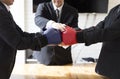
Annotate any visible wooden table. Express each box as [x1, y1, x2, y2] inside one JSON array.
[[10, 63, 107, 79]]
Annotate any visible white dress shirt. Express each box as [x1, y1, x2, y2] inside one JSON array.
[[46, 2, 64, 29]]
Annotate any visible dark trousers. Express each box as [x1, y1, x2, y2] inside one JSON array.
[[49, 46, 72, 65]]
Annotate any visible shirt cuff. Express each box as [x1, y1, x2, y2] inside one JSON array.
[[46, 20, 55, 29]]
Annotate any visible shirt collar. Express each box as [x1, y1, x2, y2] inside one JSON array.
[[52, 2, 64, 11], [2, 2, 10, 11]]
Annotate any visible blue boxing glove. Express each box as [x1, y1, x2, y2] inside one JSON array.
[[43, 28, 62, 44]]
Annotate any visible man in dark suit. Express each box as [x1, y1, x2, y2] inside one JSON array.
[[0, 0, 61, 79], [62, 4, 120, 79], [33, 0, 78, 65]]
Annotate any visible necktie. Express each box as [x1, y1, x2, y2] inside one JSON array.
[[56, 9, 59, 20]]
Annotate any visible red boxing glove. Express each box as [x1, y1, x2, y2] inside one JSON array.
[[62, 26, 77, 45]]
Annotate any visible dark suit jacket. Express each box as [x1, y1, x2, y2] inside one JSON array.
[[34, 1, 78, 65], [35, 1, 78, 30], [77, 4, 120, 79], [0, 2, 47, 79]]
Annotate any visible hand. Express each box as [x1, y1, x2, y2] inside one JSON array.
[[62, 26, 77, 45], [43, 28, 62, 45], [52, 22, 66, 31]]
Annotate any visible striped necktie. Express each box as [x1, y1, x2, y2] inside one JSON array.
[[56, 9, 59, 21]]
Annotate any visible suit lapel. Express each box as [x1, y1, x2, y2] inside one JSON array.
[[0, 2, 13, 19], [105, 5, 120, 28], [0, 2, 8, 12], [8, 11, 14, 19], [114, 5, 120, 21], [59, 3, 67, 23], [49, 2, 58, 22]]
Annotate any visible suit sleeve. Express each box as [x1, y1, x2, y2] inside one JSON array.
[[0, 10, 48, 50], [35, 3, 49, 29], [76, 15, 120, 46]]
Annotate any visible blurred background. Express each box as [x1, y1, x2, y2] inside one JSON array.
[[10, 0, 120, 65]]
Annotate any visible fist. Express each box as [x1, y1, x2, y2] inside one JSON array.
[[43, 28, 62, 44], [62, 26, 77, 45]]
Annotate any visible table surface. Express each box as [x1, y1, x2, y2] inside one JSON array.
[[10, 63, 106, 79]]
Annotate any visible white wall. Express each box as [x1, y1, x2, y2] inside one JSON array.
[[10, 0, 25, 30], [24, 0, 40, 33]]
